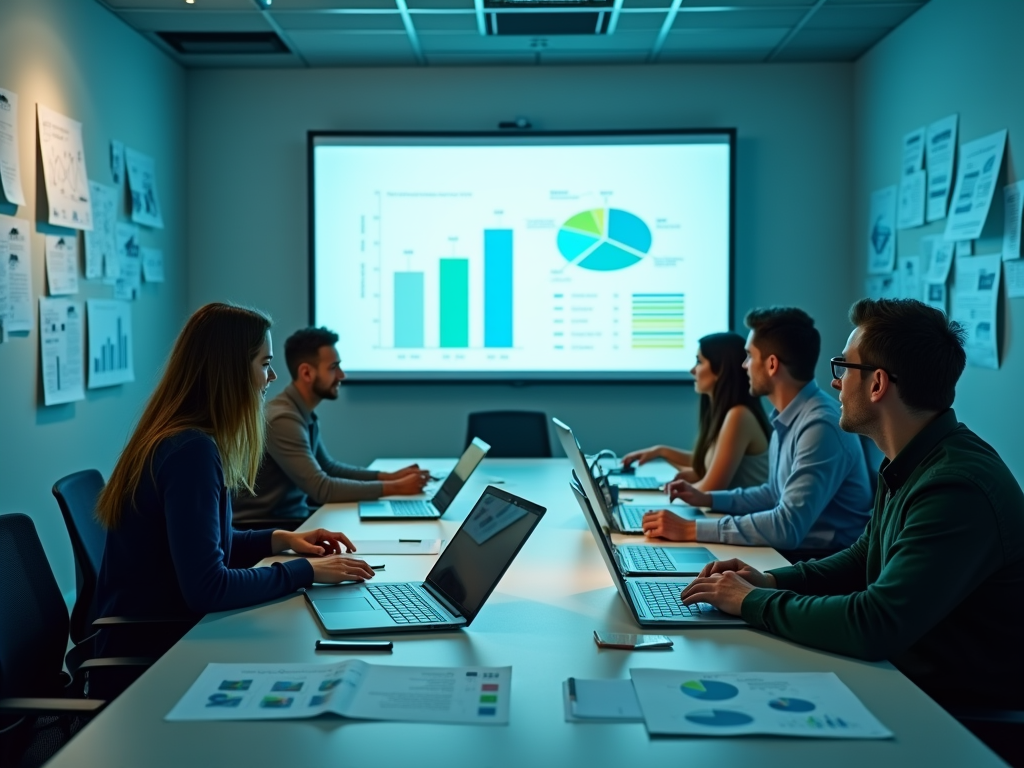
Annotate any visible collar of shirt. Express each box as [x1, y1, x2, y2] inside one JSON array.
[[282, 382, 316, 426], [769, 379, 820, 435], [878, 408, 960, 494]]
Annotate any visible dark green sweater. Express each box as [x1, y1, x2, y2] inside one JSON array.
[[742, 409, 1024, 708]]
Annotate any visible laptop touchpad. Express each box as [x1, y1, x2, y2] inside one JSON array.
[[319, 597, 378, 613]]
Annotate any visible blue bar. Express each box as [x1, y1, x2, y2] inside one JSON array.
[[393, 272, 424, 348], [484, 229, 513, 348]]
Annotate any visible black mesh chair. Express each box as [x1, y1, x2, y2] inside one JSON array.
[[51, 471, 106, 645], [466, 411, 552, 458]]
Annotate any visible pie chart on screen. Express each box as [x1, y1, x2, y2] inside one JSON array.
[[557, 208, 652, 271]]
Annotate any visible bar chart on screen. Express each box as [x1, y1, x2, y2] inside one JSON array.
[[87, 298, 134, 388]]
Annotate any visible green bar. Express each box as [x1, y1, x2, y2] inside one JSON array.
[[439, 258, 469, 348]]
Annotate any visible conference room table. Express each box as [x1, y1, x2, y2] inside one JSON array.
[[47, 458, 1006, 768]]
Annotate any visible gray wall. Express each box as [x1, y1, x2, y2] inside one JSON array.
[[853, 0, 1024, 481], [0, 0, 187, 600], [186, 63, 856, 465]]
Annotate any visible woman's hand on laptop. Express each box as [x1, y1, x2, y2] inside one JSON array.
[[381, 471, 430, 496], [272, 527, 356, 556], [665, 478, 712, 508], [310, 555, 376, 584], [622, 446, 664, 467], [379, 464, 430, 482]]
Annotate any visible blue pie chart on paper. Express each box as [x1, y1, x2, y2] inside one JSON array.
[[557, 208, 652, 271], [680, 679, 739, 701], [768, 697, 816, 713], [685, 709, 754, 727]]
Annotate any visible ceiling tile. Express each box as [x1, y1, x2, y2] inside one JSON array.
[[783, 25, 891, 49], [406, 0, 476, 8], [272, 10, 406, 30], [661, 27, 789, 51], [103, 0, 254, 8], [113, 9, 272, 30], [539, 50, 648, 64], [269, 0, 401, 8], [621, 0, 675, 10], [770, 45, 863, 61], [672, 8, 808, 30], [678, 0, 815, 6], [614, 12, 668, 31], [659, 47, 771, 62], [410, 13, 480, 31], [805, 3, 922, 28], [425, 52, 537, 64]]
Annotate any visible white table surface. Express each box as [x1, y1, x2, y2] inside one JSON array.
[[47, 458, 1006, 768]]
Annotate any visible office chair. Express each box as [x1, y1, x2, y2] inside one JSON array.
[[0, 514, 151, 768], [466, 410, 552, 458]]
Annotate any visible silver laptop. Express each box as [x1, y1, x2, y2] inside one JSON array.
[[359, 438, 490, 519], [608, 473, 665, 491], [306, 486, 545, 635], [570, 482, 745, 628], [552, 417, 702, 535]]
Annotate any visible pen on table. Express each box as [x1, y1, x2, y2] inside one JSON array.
[[567, 676, 577, 702], [399, 538, 422, 543]]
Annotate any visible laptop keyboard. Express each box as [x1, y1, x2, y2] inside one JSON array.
[[618, 506, 653, 530], [620, 545, 676, 572], [636, 580, 713, 618], [613, 476, 663, 490], [388, 500, 436, 517], [366, 583, 447, 624]]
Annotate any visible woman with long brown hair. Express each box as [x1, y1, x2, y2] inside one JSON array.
[[622, 332, 771, 491], [95, 303, 373, 648]]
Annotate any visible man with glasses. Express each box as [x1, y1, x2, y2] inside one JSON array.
[[679, 298, 1024, 712], [644, 306, 873, 557]]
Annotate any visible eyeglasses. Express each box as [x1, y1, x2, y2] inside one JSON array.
[[830, 357, 899, 384]]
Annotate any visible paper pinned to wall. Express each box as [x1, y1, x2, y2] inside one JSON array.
[[897, 170, 926, 229], [944, 130, 1007, 242], [110, 140, 124, 186], [40, 297, 85, 406], [37, 105, 93, 231], [924, 280, 947, 312], [125, 147, 164, 229], [867, 186, 897, 274], [952, 254, 1001, 369], [0, 236, 8, 339], [1005, 259, 1024, 299], [896, 255, 922, 300], [1, 214, 32, 332], [1002, 180, 1024, 261], [114, 222, 141, 300], [955, 240, 973, 257], [866, 273, 899, 300], [0, 87, 27, 207], [84, 180, 117, 280], [922, 235, 953, 283], [925, 114, 958, 222], [901, 127, 926, 175], [87, 298, 134, 388], [141, 247, 164, 283], [45, 234, 79, 295]]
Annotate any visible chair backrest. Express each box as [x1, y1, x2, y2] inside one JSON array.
[[466, 411, 552, 458], [0, 514, 70, 699], [52, 470, 106, 644]]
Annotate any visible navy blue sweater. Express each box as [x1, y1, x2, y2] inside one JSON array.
[[96, 430, 313, 626]]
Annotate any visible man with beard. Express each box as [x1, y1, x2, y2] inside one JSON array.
[[677, 298, 1024, 712], [233, 327, 428, 523], [643, 307, 873, 557]]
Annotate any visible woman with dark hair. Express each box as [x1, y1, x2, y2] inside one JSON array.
[[96, 303, 374, 653], [622, 332, 771, 491]]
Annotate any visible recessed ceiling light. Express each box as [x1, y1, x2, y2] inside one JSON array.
[[185, 0, 194, 4]]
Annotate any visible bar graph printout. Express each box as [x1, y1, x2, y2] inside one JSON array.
[[40, 297, 85, 406], [87, 298, 134, 388]]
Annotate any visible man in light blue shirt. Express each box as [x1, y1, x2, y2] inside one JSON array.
[[642, 307, 873, 553]]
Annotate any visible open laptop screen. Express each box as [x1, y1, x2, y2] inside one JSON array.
[[431, 437, 491, 512], [425, 486, 544, 623]]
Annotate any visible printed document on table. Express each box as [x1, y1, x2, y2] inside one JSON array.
[[125, 147, 164, 229], [45, 235, 79, 295], [87, 299, 134, 388], [944, 130, 1007, 242], [925, 114, 958, 222], [924, 236, 954, 283], [952, 254, 1001, 369], [0, 87, 26, 206], [629, 669, 892, 739], [1005, 259, 1024, 299], [37, 105, 93, 230], [141, 247, 164, 282], [896, 255, 922, 300], [563, 679, 643, 722], [40, 297, 85, 406], [114, 222, 141, 300], [867, 186, 897, 274], [1002, 180, 1024, 261], [84, 181, 117, 280], [166, 661, 511, 725], [897, 170, 926, 230], [1, 214, 32, 332]]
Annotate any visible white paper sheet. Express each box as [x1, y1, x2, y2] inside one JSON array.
[[1, 214, 32, 332], [630, 669, 892, 739], [125, 147, 164, 229], [897, 169, 926, 229], [866, 274, 899, 300], [564, 679, 643, 722], [84, 181, 117, 281], [944, 130, 1007, 242], [924, 280, 947, 312], [166, 661, 511, 725], [0, 87, 26, 206], [87, 298, 134, 387], [952, 254, 1001, 369], [867, 186, 897, 274], [1002, 180, 1024, 261], [114, 222, 141, 300], [40, 297, 85, 405], [896, 255, 922, 300], [0, 236, 8, 338], [925, 114, 958, 222], [924, 237, 954, 283], [45, 235, 79, 295], [1005, 259, 1024, 299], [110, 140, 124, 186], [901, 127, 925, 176], [141, 246, 164, 282], [37, 105, 93, 230]]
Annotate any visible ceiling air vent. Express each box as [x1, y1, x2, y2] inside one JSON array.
[[157, 31, 289, 55], [483, 0, 614, 36]]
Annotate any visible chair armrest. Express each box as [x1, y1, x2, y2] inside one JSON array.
[[93, 616, 194, 627], [0, 697, 106, 716]]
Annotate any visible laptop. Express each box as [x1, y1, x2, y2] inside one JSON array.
[[359, 438, 490, 519], [570, 482, 745, 628], [306, 485, 545, 635], [609, 473, 665, 491], [552, 417, 702, 535]]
